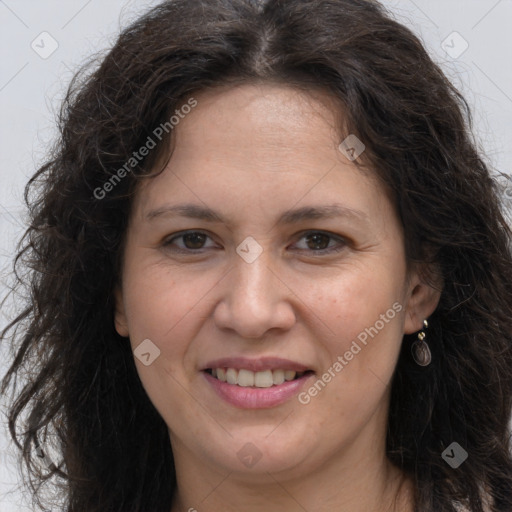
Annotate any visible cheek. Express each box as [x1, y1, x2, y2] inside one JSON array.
[[298, 272, 404, 438], [306, 262, 406, 386], [120, 264, 214, 421], [122, 259, 208, 340], [317, 266, 403, 336], [120, 262, 221, 386]]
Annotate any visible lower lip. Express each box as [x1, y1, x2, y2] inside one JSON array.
[[203, 371, 313, 409]]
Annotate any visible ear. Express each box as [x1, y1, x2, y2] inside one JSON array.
[[403, 264, 443, 335], [114, 287, 130, 337]]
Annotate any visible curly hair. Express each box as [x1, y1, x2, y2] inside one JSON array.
[[1, 0, 511, 511]]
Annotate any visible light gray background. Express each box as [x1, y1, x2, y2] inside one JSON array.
[[1, 1, 511, 510]]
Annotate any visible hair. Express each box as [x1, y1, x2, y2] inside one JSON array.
[[1, 0, 511, 511]]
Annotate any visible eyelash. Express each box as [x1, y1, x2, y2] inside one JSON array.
[[162, 230, 348, 255]]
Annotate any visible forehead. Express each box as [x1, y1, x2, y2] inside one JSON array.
[[131, 83, 390, 224], [174, 83, 344, 155]]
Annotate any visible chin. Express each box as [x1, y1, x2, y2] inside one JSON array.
[[205, 429, 317, 477]]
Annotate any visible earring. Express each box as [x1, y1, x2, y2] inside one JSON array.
[[411, 319, 431, 366]]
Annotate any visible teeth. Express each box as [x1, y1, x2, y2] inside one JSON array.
[[209, 368, 306, 387], [226, 368, 238, 385], [284, 370, 296, 381], [273, 369, 285, 385], [238, 369, 254, 387], [254, 370, 273, 388]]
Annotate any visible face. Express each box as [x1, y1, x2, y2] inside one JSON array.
[[115, 83, 440, 480]]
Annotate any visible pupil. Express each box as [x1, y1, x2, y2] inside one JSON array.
[[307, 233, 329, 250], [184, 233, 206, 249]]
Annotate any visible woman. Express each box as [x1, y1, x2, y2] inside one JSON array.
[[1, 0, 511, 511]]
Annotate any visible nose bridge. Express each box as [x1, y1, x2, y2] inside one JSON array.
[[214, 247, 295, 338], [232, 249, 276, 312]]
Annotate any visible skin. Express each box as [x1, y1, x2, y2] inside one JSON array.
[[114, 83, 441, 512]]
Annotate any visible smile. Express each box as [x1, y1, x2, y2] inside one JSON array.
[[206, 367, 309, 387], [203, 368, 314, 409]]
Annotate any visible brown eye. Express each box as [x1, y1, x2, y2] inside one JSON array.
[[163, 231, 217, 252], [305, 232, 331, 250], [293, 231, 347, 254], [181, 232, 207, 249]]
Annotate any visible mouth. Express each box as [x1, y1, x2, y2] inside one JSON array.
[[202, 362, 315, 409], [204, 367, 314, 388]]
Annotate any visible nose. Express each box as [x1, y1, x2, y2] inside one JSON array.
[[213, 250, 296, 339]]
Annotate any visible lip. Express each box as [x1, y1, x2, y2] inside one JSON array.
[[203, 370, 314, 409], [201, 356, 311, 373]]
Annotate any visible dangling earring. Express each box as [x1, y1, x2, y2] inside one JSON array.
[[411, 319, 431, 366]]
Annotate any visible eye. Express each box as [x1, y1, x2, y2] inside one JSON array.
[[162, 231, 217, 252], [292, 231, 347, 254], [162, 230, 347, 255]]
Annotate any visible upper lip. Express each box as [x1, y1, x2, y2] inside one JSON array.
[[202, 357, 312, 373]]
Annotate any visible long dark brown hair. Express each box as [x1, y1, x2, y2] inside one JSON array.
[[2, 1, 511, 511]]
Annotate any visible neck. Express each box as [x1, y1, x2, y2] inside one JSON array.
[[169, 438, 414, 512]]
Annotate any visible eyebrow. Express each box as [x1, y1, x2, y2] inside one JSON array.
[[145, 203, 368, 225]]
